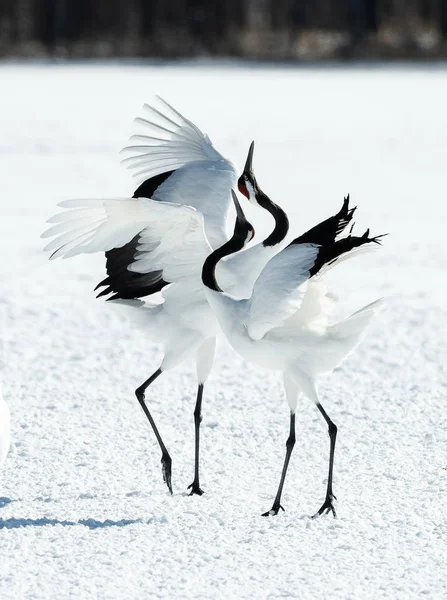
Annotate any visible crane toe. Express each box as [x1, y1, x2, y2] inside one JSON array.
[[187, 482, 205, 496], [261, 504, 285, 517], [312, 493, 337, 519]]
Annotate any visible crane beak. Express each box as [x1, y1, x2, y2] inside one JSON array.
[[231, 190, 247, 222], [243, 141, 255, 174]]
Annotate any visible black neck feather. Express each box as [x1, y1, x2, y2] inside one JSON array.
[[202, 236, 246, 292], [256, 191, 289, 247]]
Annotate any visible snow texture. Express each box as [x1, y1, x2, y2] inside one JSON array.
[[0, 63, 446, 599]]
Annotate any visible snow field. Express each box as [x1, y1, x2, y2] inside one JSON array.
[[0, 63, 446, 599]]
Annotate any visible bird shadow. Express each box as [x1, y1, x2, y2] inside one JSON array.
[[0, 517, 142, 530]]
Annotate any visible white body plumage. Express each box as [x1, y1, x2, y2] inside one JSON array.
[[205, 285, 382, 376]]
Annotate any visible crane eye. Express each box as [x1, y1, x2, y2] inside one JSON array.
[[238, 180, 249, 198], [250, 227, 255, 241]]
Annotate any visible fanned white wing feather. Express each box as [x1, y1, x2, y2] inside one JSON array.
[[120, 96, 229, 181], [42, 197, 214, 337], [247, 243, 320, 341], [120, 97, 238, 247], [42, 198, 211, 266]]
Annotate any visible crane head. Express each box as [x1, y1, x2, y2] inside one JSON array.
[[237, 140, 260, 206], [231, 190, 255, 245]]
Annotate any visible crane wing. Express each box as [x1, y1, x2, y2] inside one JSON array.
[[42, 198, 211, 274], [247, 243, 320, 341], [121, 96, 237, 185], [120, 96, 238, 249], [247, 227, 385, 341], [43, 197, 217, 335]]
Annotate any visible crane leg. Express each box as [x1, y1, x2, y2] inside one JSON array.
[[187, 338, 215, 496], [262, 411, 296, 516], [312, 402, 337, 518], [135, 368, 173, 494], [188, 383, 205, 496]]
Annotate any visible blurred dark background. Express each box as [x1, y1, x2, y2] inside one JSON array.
[[1, 0, 447, 60]]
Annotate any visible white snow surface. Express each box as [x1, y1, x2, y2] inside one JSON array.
[[1, 63, 446, 599], [0, 388, 10, 469]]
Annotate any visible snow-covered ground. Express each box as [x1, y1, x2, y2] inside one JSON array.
[[1, 63, 446, 599]]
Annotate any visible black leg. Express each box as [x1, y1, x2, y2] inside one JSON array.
[[188, 383, 205, 496], [262, 411, 296, 516], [135, 368, 173, 494], [312, 402, 337, 518]]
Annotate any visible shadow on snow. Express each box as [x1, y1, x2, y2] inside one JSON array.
[[0, 517, 142, 530]]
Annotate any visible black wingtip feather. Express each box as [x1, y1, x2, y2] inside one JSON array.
[[94, 277, 110, 291], [310, 228, 386, 276], [93, 170, 178, 302], [96, 286, 113, 299], [348, 206, 357, 220], [370, 233, 388, 245], [291, 194, 356, 248]]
